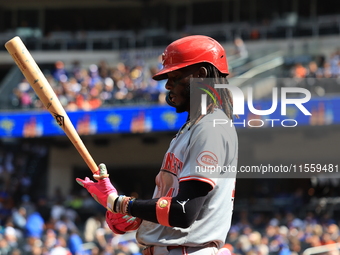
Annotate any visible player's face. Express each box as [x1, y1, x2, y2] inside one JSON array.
[[165, 65, 201, 113]]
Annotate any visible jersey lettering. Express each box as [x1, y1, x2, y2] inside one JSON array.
[[161, 152, 183, 176]]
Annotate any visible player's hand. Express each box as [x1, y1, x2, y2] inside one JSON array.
[[76, 163, 117, 212], [106, 211, 142, 234]]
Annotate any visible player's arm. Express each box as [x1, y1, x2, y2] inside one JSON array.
[[130, 179, 212, 228], [77, 166, 212, 230], [76, 164, 142, 234]]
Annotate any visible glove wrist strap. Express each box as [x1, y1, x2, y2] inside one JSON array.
[[113, 195, 134, 214], [107, 193, 118, 212]]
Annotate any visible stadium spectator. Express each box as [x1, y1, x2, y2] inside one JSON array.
[[12, 80, 33, 109], [292, 63, 307, 78], [233, 37, 248, 59], [329, 49, 340, 76], [42, 228, 57, 251], [67, 229, 84, 255], [50, 200, 66, 222], [50, 236, 72, 255], [25, 210, 44, 239], [55, 215, 78, 234], [0, 236, 12, 255], [3, 225, 21, 251], [100, 77, 115, 105], [306, 61, 321, 78], [12, 206, 27, 231], [321, 62, 333, 78], [53, 61, 69, 83], [83, 213, 103, 243]]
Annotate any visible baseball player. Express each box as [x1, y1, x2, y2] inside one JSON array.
[[76, 35, 238, 255]]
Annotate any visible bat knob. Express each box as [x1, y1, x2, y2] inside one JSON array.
[[93, 163, 110, 180]]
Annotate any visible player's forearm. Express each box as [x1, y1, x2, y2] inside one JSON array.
[[130, 180, 211, 228], [130, 196, 205, 228]]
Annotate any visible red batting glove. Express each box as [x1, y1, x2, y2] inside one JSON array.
[[106, 211, 142, 234], [76, 163, 118, 212]]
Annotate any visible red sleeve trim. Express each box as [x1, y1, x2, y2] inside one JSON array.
[[156, 197, 172, 227], [179, 176, 216, 188]]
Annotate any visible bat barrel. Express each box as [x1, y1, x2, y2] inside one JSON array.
[[5, 36, 98, 174], [5, 36, 55, 109]]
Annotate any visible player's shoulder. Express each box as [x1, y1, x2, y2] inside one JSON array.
[[199, 108, 231, 123], [188, 110, 237, 147], [192, 109, 236, 135]]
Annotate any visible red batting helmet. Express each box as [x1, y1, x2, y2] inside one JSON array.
[[153, 35, 229, 81]]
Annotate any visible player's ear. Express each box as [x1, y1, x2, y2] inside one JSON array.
[[197, 66, 208, 79]]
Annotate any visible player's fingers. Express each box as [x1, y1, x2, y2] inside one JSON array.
[[99, 163, 110, 177], [76, 177, 93, 187], [93, 163, 109, 180], [76, 178, 85, 187]]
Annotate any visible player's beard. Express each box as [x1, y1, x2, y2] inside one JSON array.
[[175, 85, 190, 113]]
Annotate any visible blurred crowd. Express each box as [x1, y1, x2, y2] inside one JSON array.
[[0, 142, 143, 255], [226, 210, 340, 255], [11, 47, 340, 111], [9, 37, 246, 111], [287, 48, 340, 96], [291, 49, 340, 79], [11, 58, 167, 111], [0, 195, 143, 255]]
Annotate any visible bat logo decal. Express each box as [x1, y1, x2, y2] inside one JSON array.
[[53, 112, 65, 127]]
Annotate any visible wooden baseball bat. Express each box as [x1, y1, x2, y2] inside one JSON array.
[[5, 36, 105, 176]]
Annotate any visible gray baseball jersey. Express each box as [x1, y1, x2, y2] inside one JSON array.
[[136, 108, 238, 250]]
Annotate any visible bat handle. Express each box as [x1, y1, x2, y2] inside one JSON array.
[[72, 138, 108, 179], [93, 163, 110, 180], [73, 140, 100, 174]]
